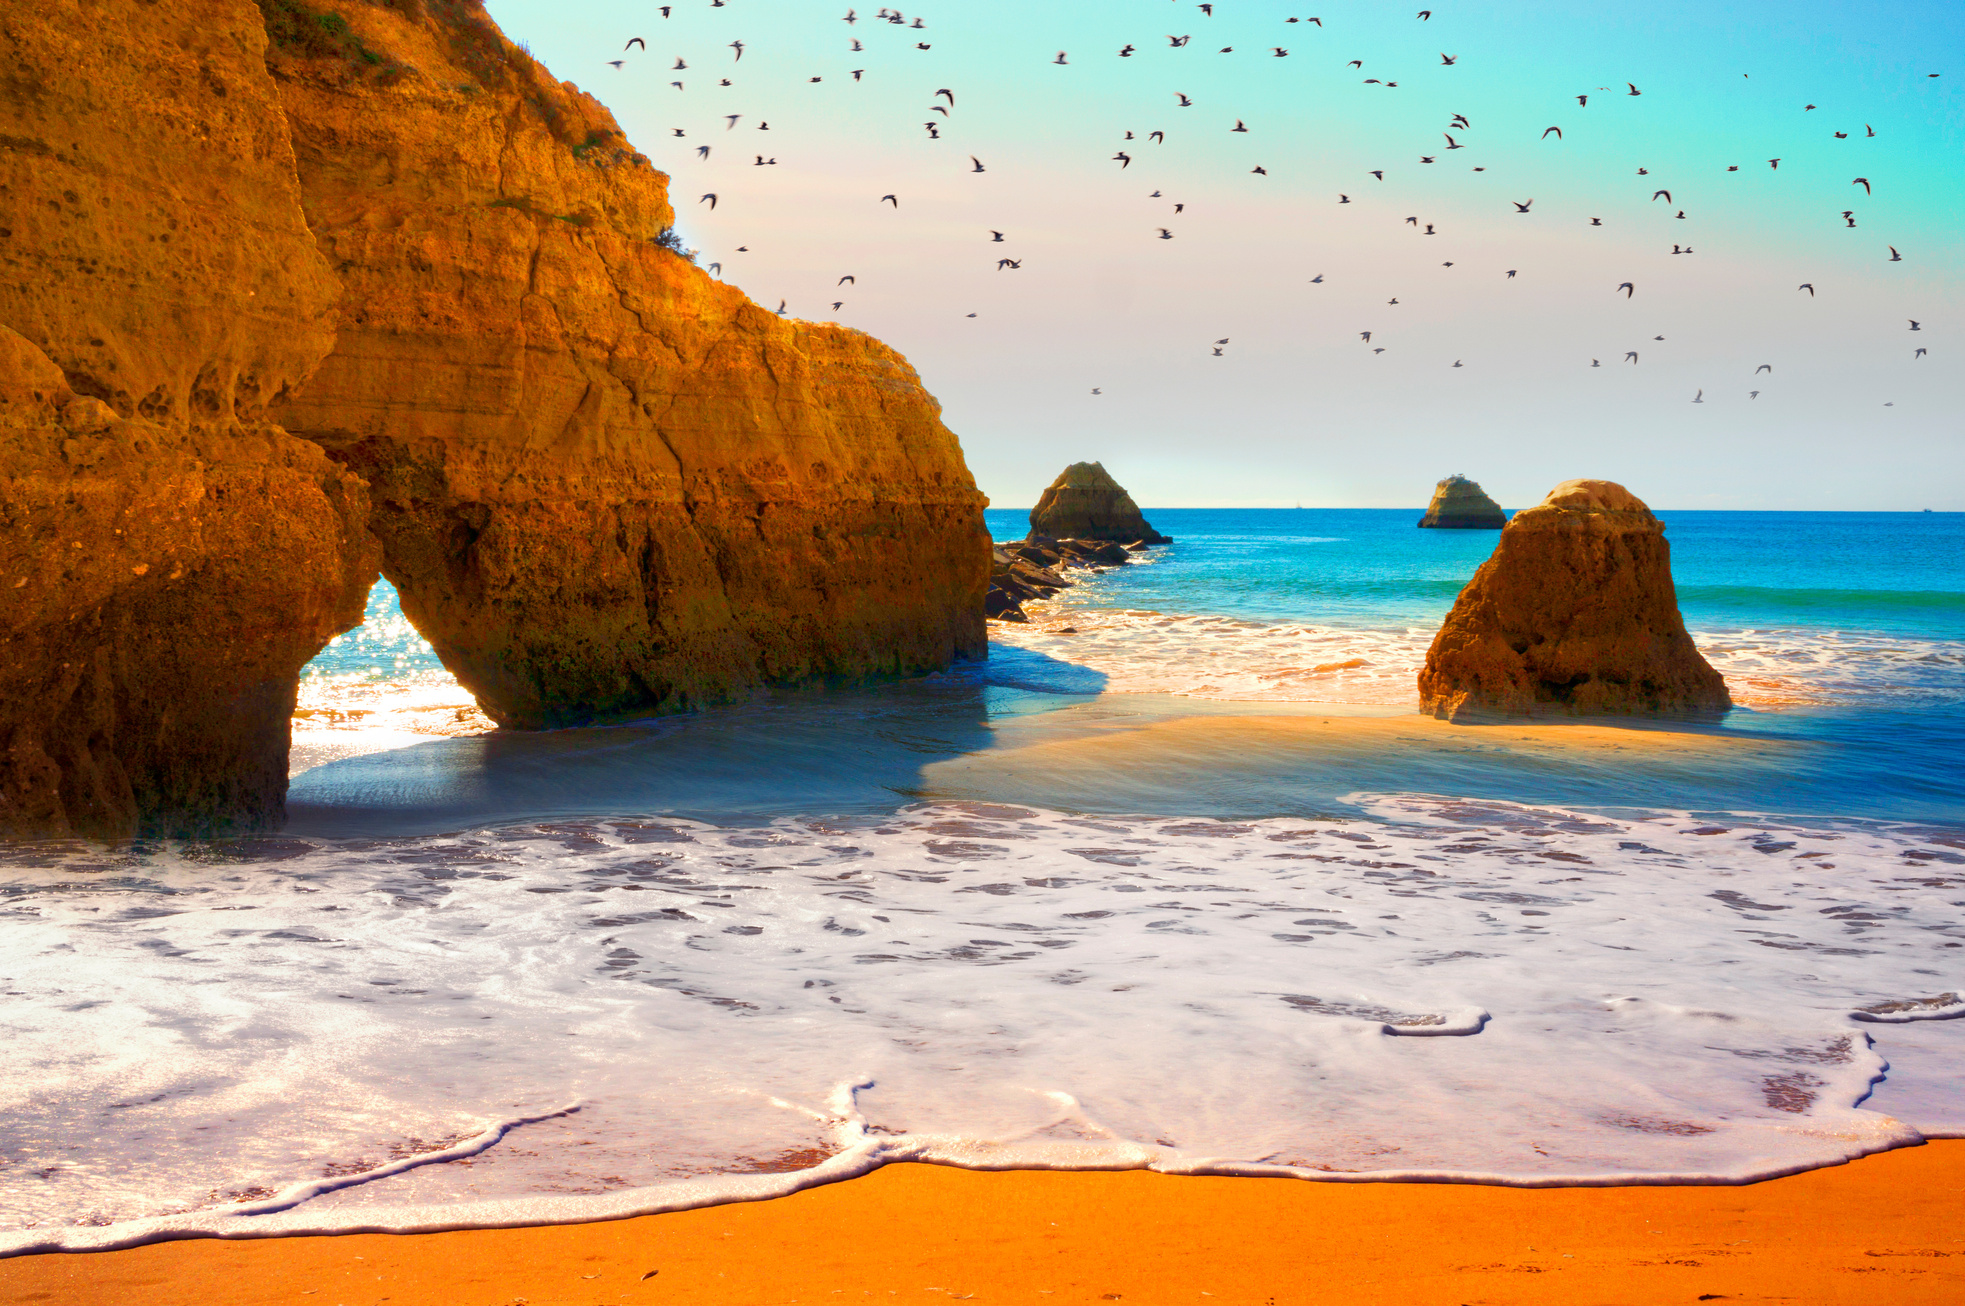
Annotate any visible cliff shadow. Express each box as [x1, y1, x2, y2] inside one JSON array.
[[284, 647, 1105, 837]]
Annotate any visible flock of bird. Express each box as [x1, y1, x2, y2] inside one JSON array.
[[596, 2, 1937, 406]]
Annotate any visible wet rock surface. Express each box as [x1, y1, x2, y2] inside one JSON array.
[[986, 536, 1153, 623], [1418, 480, 1731, 721]]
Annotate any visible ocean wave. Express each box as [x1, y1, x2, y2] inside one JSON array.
[[4, 797, 1959, 1252]]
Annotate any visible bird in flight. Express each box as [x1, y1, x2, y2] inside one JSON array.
[[1157, 228, 1174, 239], [970, 156, 986, 172], [1543, 126, 1562, 139], [881, 194, 898, 206], [1339, 194, 1350, 203], [1092, 388, 1102, 394], [1513, 199, 1534, 212], [1652, 190, 1671, 203], [726, 115, 742, 129], [1370, 170, 1384, 179], [1275, 48, 1290, 56], [1212, 347, 1224, 356], [730, 40, 745, 60], [1590, 217, 1603, 226], [1453, 359, 1463, 367], [626, 37, 645, 50], [708, 262, 721, 275], [990, 231, 1005, 242], [1113, 151, 1132, 167], [1120, 44, 1136, 56], [1252, 165, 1268, 174], [1441, 53, 1456, 65], [1311, 274, 1324, 283], [1889, 246, 1902, 261], [1618, 282, 1634, 297], [1176, 93, 1193, 106], [1444, 133, 1462, 149], [1054, 51, 1068, 64], [1755, 364, 1771, 374], [1626, 351, 1639, 363], [776, 299, 787, 314], [1916, 347, 1927, 357], [839, 275, 855, 285], [696, 145, 710, 158], [1170, 35, 1192, 47], [1451, 113, 1471, 129], [938, 89, 954, 106], [1799, 283, 1814, 295], [1750, 390, 1759, 399], [608, 60, 624, 69], [1577, 94, 1588, 106], [1693, 389, 1704, 403], [1769, 159, 1781, 169], [1507, 269, 1518, 278], [843, 8, 856, 21], [997, 258, 1022, 270], [1909, 320, 1921, 330], [1233, 119, 1248, 132], [700, 193, 718, 208], [1854, 177, 1871, 194], [1628, 83, 1642, 95], [1360, 331, 1371, 341]]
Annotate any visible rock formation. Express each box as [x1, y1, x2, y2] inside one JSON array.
[[984, 537, 1142, 622], [1418, 480, 1730, 721], [0, 3, 378, 839], [1417, 474, 1507, 529], [1027, 463, 1171, 544], [0, 0, 987, 837]]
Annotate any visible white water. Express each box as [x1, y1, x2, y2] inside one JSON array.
[[4, 796, 1961, 1253]]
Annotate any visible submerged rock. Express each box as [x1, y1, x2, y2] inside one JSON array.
[[1418, 474, 1508, 529], [1418, 480, 1730, 721], [1027, 463, 1172, 544]]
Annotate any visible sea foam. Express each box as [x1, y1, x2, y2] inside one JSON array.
[[3, 797, 1959, 1254]]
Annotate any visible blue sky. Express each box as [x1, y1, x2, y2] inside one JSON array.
[[485, 0, 1962, 509]]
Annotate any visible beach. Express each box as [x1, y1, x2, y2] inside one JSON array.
[[6, 1143, 1962, 1305]]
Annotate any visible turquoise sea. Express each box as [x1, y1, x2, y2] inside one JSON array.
[[7, 506, 1963, 1251]]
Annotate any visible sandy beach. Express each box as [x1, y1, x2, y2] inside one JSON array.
[[6, 1142, 1960, 1306]]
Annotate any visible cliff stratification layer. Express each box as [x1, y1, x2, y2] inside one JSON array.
[[1027, 463, 1170, 544], [0, 2, 377, 838], [1418, 474, 1507, 529], [1418, 479, 1730, 721], [265, 1, 988, 729]]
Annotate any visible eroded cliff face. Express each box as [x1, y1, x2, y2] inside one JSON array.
[[0, 2, 377, 838], [264, 0, 989, 728], [1027, 462, 1170, 545], [1418, 474, 1507, 529], [1418, 479, 1730, 722]]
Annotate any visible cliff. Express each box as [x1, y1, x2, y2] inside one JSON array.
[[0, 0, 988, 836], [1418, 480, 1729, 721], [1028, 462, 1170, 544], [0, 2, 377, 838], [1418, 474, 1507, 529], [265, 0, 988, 729]]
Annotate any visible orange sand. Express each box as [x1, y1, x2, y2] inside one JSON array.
[[6, 1144, 1962, 1305]]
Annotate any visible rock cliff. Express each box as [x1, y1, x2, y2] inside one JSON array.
[[265, 0, 988, 729], [0, 2, 377, 838], [1027, 463, 1170, 544], [0, 0, 988, 836], [1417, 474, 1507, 529], [1418, 480, 1730, 721]]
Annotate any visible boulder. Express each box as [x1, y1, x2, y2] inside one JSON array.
[[1418, 480, 1730, 721], [1418, 474, 1508, 529], [1028, 463, 1171, 544]]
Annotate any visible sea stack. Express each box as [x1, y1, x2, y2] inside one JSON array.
[[1418, 479, 1730, 721], [1027, 463, 1172, 544], [1417, 474, 1507, 529]]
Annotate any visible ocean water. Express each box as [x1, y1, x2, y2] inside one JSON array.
[[3, 508, 1961, 1253]]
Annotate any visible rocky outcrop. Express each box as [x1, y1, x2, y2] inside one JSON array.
[[0, 0, 989, 837], [1028, 463, 1171, 544], [263, 0, 988, 729], [1418, 474, 1507, 529], [1418, 480, 1729, 721], [985, 537, 1138, 623], [0, 2, 378, 838]]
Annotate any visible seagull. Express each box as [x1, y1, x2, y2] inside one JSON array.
[[1867, 124, 1877, 136], [1450, 113, 1470, 129], [730, 40, 745, 60], [1452, 359, 1463, 367], [1360, 331, 1371, 341], [1157, 228, 1173, 239], [832, 302, 843, 311], [1626, 351, 1639, 363], [1120, 44, 1136, 56], [1054, 51, 1068, 64], [1338, 194, 1350, 203], [1889, 246, 1902, 261], [1176, 93, 1193, 106], [997, 258, 1021, 269], [1756, 364, 1771, 373], [726, 115, 742, 129], [1212, 347, 1223, 356], [700, 193, 718, 208], [881, 194, 897, 206], [990, 231, 1005, 242], [970, 156, 986, 172], [1769, 158, 1781, 168], [1216, 339, 1228, 346], [938, 89, 955, 106], [1170, 35, 1192, 47], [1513, 199, 1533, 212], [776, 299, 787, 314], [1507, 269, 1518, 278], [1693, 389, 1704, 402], [1577, 94, 1588, 106], [1252, 166, 1267, 174], [1592, 359, 1601, 367], [1418, 8, 1432, 17], [1150, 131, 1165, 143], [1444, 133, 1462, 149], [1590, 217, 1603, 226], [1854, 177, 1871, 194], [608, 60, 624, 69], [1652, 190, 1671, 203], [1799, 283, 1814, 295], [1916, 347, 1926, 357], [1750, 390, 1759, 398], [1406, 216, 1419, 226], [708, 262, 721, 274], [1370, 170, 1384, 179], [1388, 297, 1399, 304], [625, 38, 645, 50], [1092, 388, 1102, 394], [1441, 53, 1456, 64], [1618, 282, 1633, 296], [838, 275, 855, 285], [696, 145, 710, 158], [1233, 119, 1248, 132], [843, 8, 857, 22], [1910, 320, 1921, 330], [1113, 151, 1132, 167], [1310, 274, 1324, 283], [1628, 82, 1641, 95], [1542, 126, 1562, 139], [1275, 48, 1290, 56], [673, 57, 687, 69]]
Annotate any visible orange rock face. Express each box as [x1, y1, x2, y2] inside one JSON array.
[[0, 2, 377, 838], [1418, 480, 1730, 721], [265, 1, 988, 728]]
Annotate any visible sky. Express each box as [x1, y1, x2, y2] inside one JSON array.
[[484, 0, 1963, 510]]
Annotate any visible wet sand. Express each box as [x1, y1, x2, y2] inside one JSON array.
[[6, 1143, 1960, 1306]]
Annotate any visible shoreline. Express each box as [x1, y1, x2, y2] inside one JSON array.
[[5, 1142, 1961, 1304]]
